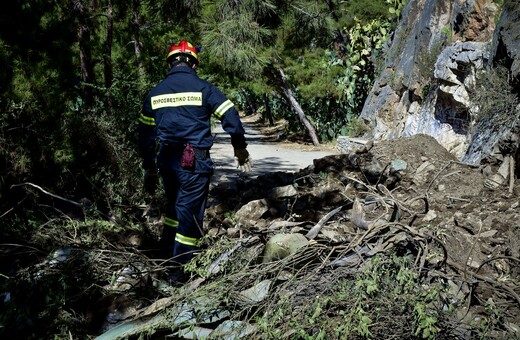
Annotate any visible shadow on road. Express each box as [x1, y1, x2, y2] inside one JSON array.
[[208, 114, 337, 181]]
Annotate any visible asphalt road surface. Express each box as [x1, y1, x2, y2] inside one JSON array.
[[210, 115, 338, 181]]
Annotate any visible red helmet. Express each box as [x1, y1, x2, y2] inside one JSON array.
[[166, 40, 199, 65]]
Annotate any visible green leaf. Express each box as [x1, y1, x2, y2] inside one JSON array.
[[366, 283, 378, 294]]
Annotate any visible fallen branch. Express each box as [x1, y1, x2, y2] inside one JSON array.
[[475, 256, 520, 275], [446, 196, 471, 203], [426, 161, 453, 193], [10, 182, 116, 222], [11, 182, 84, 208], [0, 207, 14, 219], [305, 205, 346, 239], [378, 183, 427, 216], [447, 259, 520, 307]]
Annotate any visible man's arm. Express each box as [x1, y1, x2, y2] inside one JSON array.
[[209, 88, 252, 172], [137, 102, 157, 170], [138, 102, 159, 194]]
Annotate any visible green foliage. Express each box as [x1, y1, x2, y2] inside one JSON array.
[[441, 25, 454, 43], [471, 65, 519, 127], [185, 235, 256, 279], [255, 253, 443, 339], [476, 297, 509, 338], [281, 1, 335, 48], [386, 0, 408, 20], [184, 237, 233, 279], [340, 0, 395, 27], [284, 48, 343, 99], [338, 18, 392, 109], [0, 248, 95, 339], [300, 16, 393, 141], [200, 10, 271, 79], [238, 0, 400, 142]]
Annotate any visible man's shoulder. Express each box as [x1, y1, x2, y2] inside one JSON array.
[[148, 80, 169, 94]]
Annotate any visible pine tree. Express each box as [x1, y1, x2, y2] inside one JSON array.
[[197, 0, 337, 145]]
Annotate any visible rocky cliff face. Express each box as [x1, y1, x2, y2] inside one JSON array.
[[360, 0, 519, 167], [491, 0, 520, 81]]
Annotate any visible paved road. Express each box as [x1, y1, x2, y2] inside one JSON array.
[[210, 115, 338, 181]]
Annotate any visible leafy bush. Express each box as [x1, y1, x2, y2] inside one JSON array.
[[255, 253, 443, 339], [471, 65, 519, 127]]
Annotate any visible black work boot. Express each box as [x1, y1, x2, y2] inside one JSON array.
[[168, 267, 188, 287], [158, 229, 176, 260]]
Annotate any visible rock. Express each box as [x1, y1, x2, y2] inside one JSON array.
[[235, 199, 270, 227], [207, 228, 221, 237], [413, 161, 436, 185], [320, 226, 348, 243], [110, 266, 145, 291], [210, 320, 258, 339], [421, 210, 438, 222], [435, 41, 489, 105], [497, 156, 511, 179], [490, 1, 520, 79], [235, 280, 272, 306], [391, 159, 408, 171], [48, 248, 75, 266], [336, 136, 370, 154], [359, 0, 509, 162], [227, 227, 241, 238], [484, 174, 504, 189], [261, 233, 309, 263], [268, 185, 298, 198], [484, 156, 511, 189]]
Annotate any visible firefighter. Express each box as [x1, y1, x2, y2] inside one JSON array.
[[138, 39, 252, 284]]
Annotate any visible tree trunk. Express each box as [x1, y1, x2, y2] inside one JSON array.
[[71, 0, 96, 109], [263, 93, 274, 126], [104, 0, 114, 90], [240, 89, 256, 115], [277, 68, 320, 146], [132, 0, 145, 80], [325, 0, 347, 56]]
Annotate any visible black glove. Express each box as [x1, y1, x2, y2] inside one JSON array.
[[234, 148, 252, 172], [144, 168, 159, 196]]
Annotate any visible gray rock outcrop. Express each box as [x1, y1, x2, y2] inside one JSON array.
[[360, 0, 520, 165]]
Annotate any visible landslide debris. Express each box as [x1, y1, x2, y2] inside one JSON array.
[[2, 134, 519, 339], [94, 134, 519, 339]]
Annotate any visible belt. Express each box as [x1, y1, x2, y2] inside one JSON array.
[[161, 143, 209, 160]]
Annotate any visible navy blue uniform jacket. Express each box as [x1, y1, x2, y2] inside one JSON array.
[[138, 66, 247, 174]]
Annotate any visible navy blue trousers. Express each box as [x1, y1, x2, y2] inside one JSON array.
[[159, 168, 211, 265]]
